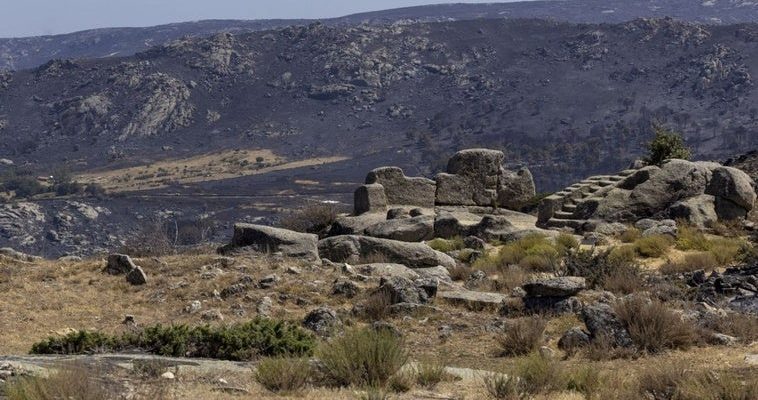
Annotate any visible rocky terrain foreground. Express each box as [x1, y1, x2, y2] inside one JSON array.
[[0, 148, 757, 399]]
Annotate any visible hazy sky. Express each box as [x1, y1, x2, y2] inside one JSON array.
[[0, 0, 528, 38]]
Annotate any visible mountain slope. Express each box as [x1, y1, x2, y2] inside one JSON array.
[[1, 17, 758, 256], [6, 0, 758, 70]]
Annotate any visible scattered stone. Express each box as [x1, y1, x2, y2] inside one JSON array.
[[201, 309, 224, 321], [708, 333, 739, 346], [415, 266, 452, 283], [161, 371, 175, 380], [256, 296, 273, 317], [463, 236, 487, 250], [286, 266, 302, 275], [332, 279, 360, 298], [355, 263, 420, 280], [184, 300, 202, 314], [258, 274, 279, 289], [303, 307, 340, 336], [558, 327, 591, 352], [0, 247, 42, 262], [221, 283, 249, 298], [379, 276, 431, 304], [581, 303, 633, 348], [122, 315, 136, 325]]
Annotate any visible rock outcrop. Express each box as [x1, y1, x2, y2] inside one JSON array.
[[318, 235, 456, 269], [540, 159, 756, 231], [219, 224, 320, 261]]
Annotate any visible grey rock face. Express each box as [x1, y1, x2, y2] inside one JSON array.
[[221, 224, 319, 261], [522, 277, 586, 297], [434, 213, 515, 241], [558, 327, 591, 352], [581, 303, 634, 348], [126, 266, 148, 285], [354, 183, 388, 215], [436, 149, 535, 209], [355, 263, 420, 280], [364, 215, 435, 242], [669, 194, 718, 228], [378, 276, 434, 304], [303, 307, 341, 336], [318, 235, 456, 269], [105, 254, 138, 275], [365, 167, 436, 208], [706, 166, 756, 211]]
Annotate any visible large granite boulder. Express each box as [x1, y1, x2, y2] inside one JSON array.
[[365, 215, 435, 242], [318, 235, 456, 269], [523, 277, 586, 297], [365, 167, 436, 208], [436, 149, 535, 209], [434, 213, 515, 241], [329, 213, 387, 236], [220, 224, 319, 261]]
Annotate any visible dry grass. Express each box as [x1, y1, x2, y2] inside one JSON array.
[[634, 235, 675, 258], [660, 251, 719, 275], [614, 297, 697, 354], [4, 363, 118, 400], [496, 317, 547, 357], [76, 148, 348, 192], [255, 357, 312, 394]]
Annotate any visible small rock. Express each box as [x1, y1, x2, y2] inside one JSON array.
[[256, 296, 273, 317], [286, 266, 302, 275], [558, 327, 591, 352], [539, 346, 555, 359], [258, 274, 279, 289], [201, 309, 224, 321], [161, 371, 175, 380], [122, 315, 135, 325], [332, 279, 359, 298], [303, 307, 340, 336], [709, 333, 739, 346], [463, 236, 487, 250], [184, 300, 202, 314]]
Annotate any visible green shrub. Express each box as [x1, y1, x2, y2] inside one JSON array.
[[30, 330, 115, 355], [427, 237, 465, 253], [555, 233, 580, 254], [614, 297, 696, 354], [255, 357, 312, 394], [388, 370, 415, 393], [483, 373, 528, 399], [675, 225, 711, 251], [634, 234, 674, 258], [708, 237, 744, 266], [562, 248, 643, 294], [30, 318, 315, 361], [317, 327, 407, 388], [496, 317, 546, 357], [644, 124, 691, 166]]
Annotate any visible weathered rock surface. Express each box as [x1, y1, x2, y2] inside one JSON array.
[[318, 235, 456, 269], [303, 307, 340, 336], [581, 302, 634, 348], [365, 215, 435, 242], [355, 263, 420, 280], [438, 288, 507, 308], [126, 266, 148, 285], [366, 167, 436, 208], [354, 183, 388, 215], [105, 254, 138, 275], [523, 277, 586, 298], [220, 224, 319, 261]]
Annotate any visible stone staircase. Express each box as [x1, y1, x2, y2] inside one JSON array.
[[537, 169, 638, 232]]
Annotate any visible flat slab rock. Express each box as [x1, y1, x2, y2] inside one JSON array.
[[522, 277, 586, 297], [439, 288, 507, 307]]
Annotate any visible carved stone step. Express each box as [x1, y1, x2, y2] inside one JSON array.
[[553, 210, 579, 219]]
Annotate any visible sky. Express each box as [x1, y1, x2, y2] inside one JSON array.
[[0, 0, 528, 38]]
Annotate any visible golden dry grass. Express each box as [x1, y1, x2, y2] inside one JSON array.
[[75, 148, 348, 192]]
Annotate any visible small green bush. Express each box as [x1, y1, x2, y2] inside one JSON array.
[[644, 125, 691, 166], [317, 327, 408, 388], [555, 233, 580, 254], [427, 237, 465, 253], [255, 357, 312, 394], [619, 227, 641, 243], [496, 317, 546, 357], [30, 318, 315, 361], [634, 235, 674, 258], [675, 225, 711, 251], [562, 248, 643, 294], [565, 366, 603, 400]]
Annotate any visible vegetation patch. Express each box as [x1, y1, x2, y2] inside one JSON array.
[[30, 318, 315, 361]]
